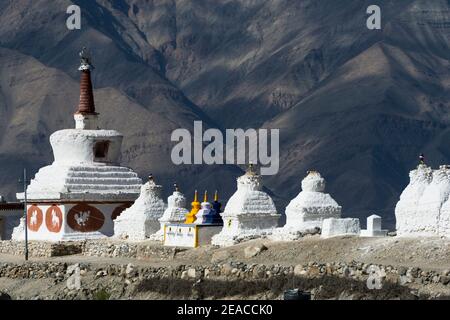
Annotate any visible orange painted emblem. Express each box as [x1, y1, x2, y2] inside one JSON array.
[[27, 205, 43, 232], [45, 205, 63, 233], [67, 204, 104, 232]]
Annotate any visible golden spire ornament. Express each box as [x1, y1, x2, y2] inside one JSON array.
[[185, 190, 201, 224]]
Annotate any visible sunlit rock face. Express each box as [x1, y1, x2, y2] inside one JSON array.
[[114, 176, 166, 241], [271, 171, 341, 241], [395, 164, 450, 237], [211, 168, 279, 247]]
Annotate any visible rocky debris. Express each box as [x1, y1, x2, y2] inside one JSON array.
[[211, 250, 231, 263], [244, 244, 268, 258], [0, 259, 449, 300], [187, 268, 197, 279]]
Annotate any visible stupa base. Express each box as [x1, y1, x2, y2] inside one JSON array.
[[12, 202, 131, 242], [164, 223, 222, 248], [269, 226, 321, 241], [211, 228, 276, 247], [114, 219, 160, 241]]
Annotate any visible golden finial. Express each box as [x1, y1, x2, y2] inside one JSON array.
[[214, 190, 219, 202], [193, 190, 198, 202], [203, 190, 208, 202]]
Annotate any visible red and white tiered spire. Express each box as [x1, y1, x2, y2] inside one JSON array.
[[74, 47, 99, 129]]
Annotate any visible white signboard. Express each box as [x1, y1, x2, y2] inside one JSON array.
[[164, 224, 197, 248]]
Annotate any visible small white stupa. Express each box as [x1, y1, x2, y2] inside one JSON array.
[[211, 164, 279, 247], [114, 175, 166, 241], [13, 48, 142, 241], [271, 171, 341, 241], [395, 154, 450, 237], [194, 191, 214, 225], [149, 183, 189, 241], [11, 217, 25, 241]]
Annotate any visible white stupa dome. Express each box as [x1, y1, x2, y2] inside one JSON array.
[[114, 176, 166, 241], [211, 165, 279, 246], [149, 184, 189, 241], [271, 171, 341, 241]]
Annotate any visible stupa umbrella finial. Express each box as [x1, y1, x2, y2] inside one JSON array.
[[246, 162, 256, 175], [79, 47, 94, 71], [174, 183, 180, 192], [203, 190, 208, 202], [419, 153, 425, 165]]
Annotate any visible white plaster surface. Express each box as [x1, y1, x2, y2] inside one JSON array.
[[16, 127, 142, 203], [12, 203, 123, 241], [11, 217, 25, 241], [150, 190, 189, 241], [271, 171, 341, 241], [321, 218, 360, 238], [114, 179, 166, 241], [194, 200, 214, 225], [360, 214, 388, 237], [395, 164, 450, 237], [211, 171, 279, 247]]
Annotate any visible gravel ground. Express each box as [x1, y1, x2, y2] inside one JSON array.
[[1, 235, 450, 300]]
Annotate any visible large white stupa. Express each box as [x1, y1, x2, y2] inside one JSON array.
[[395, 155, 450, 237], [211, 165, 279, 247], [271, 171, 341, 241], [14, 48, 142, 241], [114, 175, 166, 241]]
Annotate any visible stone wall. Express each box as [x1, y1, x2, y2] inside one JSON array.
[[1, 259, 449, 287], [0, 241, 82, 257], [82, 241, 184, 259], [0, 260, 449, 299], [0, 239, 186, 260]]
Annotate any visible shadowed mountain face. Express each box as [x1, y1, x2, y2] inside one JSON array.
[[1, 0, 450, 228]]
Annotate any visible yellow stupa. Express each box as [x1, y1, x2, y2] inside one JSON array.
[[185, 190, 201, 223]]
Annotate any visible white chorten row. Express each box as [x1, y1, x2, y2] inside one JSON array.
[[9, 48, 438, 246]]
